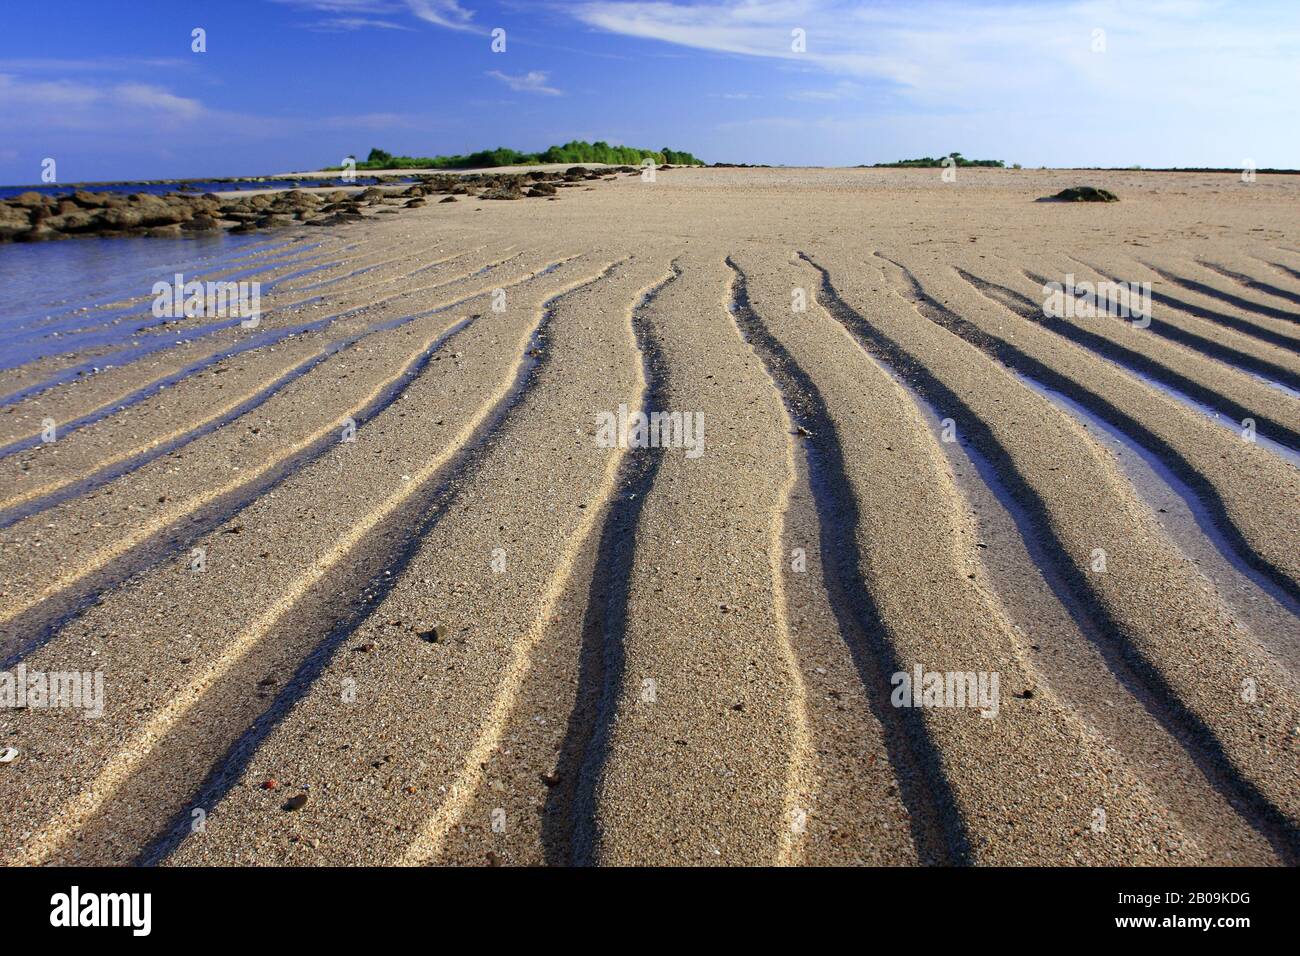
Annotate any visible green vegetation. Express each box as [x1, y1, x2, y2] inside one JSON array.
[[345, 141, 704, 170], [873, 151, 1006, 168]]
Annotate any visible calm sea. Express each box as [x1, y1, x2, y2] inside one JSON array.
[[0, 231, 310, 374]]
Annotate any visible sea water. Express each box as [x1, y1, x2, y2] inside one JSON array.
[[0, 231, 293, 370]]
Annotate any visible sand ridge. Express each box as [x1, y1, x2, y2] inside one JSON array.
[[1, 167, 1296, 866]]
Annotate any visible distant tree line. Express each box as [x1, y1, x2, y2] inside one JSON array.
[[349, 141, 704, 170], [872, 152, 1006, 168]]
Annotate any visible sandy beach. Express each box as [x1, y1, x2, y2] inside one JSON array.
[[1, 166, 1297, 867]]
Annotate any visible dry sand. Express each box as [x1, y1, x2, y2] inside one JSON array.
[[0, 167, 1297, 866]]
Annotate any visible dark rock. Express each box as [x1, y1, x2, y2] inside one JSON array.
[[10, 191, 49, 209], [130, 194, 192, 225], [278, 190, 321, 210], [43, 210, 100, 234], [306, 214, 353, 226], [0, 205, 33, 241], [1048, 186, 1118, 202], [0, 164, 565, 242], [0, 203, 33, 223], [417, 624, 446, 643], [69, 190, 112, 208], [15, 224, 63, 242], [99, 207, 146, 230], [282, 793, 309, 811]]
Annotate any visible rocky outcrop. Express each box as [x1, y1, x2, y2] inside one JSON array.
[[0, 166, 624, 242]]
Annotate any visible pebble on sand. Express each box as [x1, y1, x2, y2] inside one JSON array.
[[417, 624, 446, 643]]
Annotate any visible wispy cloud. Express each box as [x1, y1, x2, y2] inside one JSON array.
[[786, 81, 861, 102], [572, 0, 1300, 118], [112, 83, 206, 119], [0, 68, 421, 144], [0, 57, 188, 73], [304, 17, 414, 31], [273, 0, 477, 31], [486, 69, 563, 95], [272, 0, 406, 15], [0, 74, 204, 128], [404, 0, 477, 31]]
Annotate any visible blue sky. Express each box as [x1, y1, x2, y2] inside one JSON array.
[[1, 0, 1297, 183]]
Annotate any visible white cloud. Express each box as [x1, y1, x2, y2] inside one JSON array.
[[787, 81, 861, 102], [0, 74, 204, 128], [571, 0, 1300, 118], [113, 84, 205, 119], [486, 70, 563, 95], [404, 0, 477, 31], [273, 0, 478, 31], [272, 0, 405, 14], [0, 66, 419, 146], [305, 17, 414, 30], [0, 57, 187, 72]]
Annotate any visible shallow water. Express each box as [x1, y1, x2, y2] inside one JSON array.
[[0, 232, 320, 370], [1013, 371, 1300, 641], [0, 233, 283, 321]]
